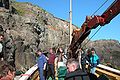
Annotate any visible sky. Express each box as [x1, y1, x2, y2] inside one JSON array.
[[16, 0, 120, 42]]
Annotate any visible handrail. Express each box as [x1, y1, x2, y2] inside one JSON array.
[[19, 64, 120, 80], [97, 64, 120, 75], [96, 64, 120, 80], [19, 64, 38, 80]]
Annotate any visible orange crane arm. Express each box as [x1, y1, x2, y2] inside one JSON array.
[[68, 0, 120, 58]]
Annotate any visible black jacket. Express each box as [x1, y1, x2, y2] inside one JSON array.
[[65, 69, 90, 80]]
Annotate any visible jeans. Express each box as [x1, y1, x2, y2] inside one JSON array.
[[49, 64, 55, 80], [39, 67, 45, 80], [90, 67, 96, 74]]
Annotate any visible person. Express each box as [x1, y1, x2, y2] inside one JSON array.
[[86, 49, 91, 63], [56, 47, 67, 80], [36, 48, 47, 80], [0, 60, 15, 80], [89, 48, 100, 74], [0, 34, 4, 61], [85, 49, 92, 73], [80, 48, 88, 72], [57, 47, 67, 68], [54, 55, 59, 80], [48, 48, 56, 80], [65, 58, 90, 80], [76, 48, 87, 72], [76, 48, 83, 69]]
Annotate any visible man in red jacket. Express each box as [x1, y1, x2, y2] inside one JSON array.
[[48, 48, 56, 80]]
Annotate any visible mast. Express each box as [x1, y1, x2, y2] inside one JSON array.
[[69, 0, 73, 44]]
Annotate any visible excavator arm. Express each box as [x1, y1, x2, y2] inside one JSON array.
[[68, 0, 120, 58]]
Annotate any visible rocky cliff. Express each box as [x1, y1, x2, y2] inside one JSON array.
[[0, 2, 76, 71]]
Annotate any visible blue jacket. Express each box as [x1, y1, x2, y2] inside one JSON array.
[[90, 54, 99, 67], [37, 54, 47, 68]]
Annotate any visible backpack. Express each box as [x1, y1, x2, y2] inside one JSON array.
[[58, 66, 67, 80]]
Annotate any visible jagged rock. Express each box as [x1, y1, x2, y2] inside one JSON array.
[[0, 2, 77, 71]]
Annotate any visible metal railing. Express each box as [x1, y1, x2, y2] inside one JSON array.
[[19, 64, 38, 80], [96, 64, 120, 80], [19, 64, 120, 80]]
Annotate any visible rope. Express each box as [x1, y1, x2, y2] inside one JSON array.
[[91, 0, 109, 16], [82, 26, 102, 48]]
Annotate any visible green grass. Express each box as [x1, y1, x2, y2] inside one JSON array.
[[12, 2, 48, 16]]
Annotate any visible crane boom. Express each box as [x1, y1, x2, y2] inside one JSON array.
[[67, 0, 120, 58]]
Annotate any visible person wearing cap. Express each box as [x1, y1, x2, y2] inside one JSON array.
[[36, 49, 47, 80]]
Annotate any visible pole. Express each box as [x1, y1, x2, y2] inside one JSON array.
[[69, 0, 73, 44]]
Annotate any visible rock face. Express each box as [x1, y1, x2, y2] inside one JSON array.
[[0, 2, 76, 71]]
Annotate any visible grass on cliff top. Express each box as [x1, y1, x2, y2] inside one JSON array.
[[12, 2, 48, 16]]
